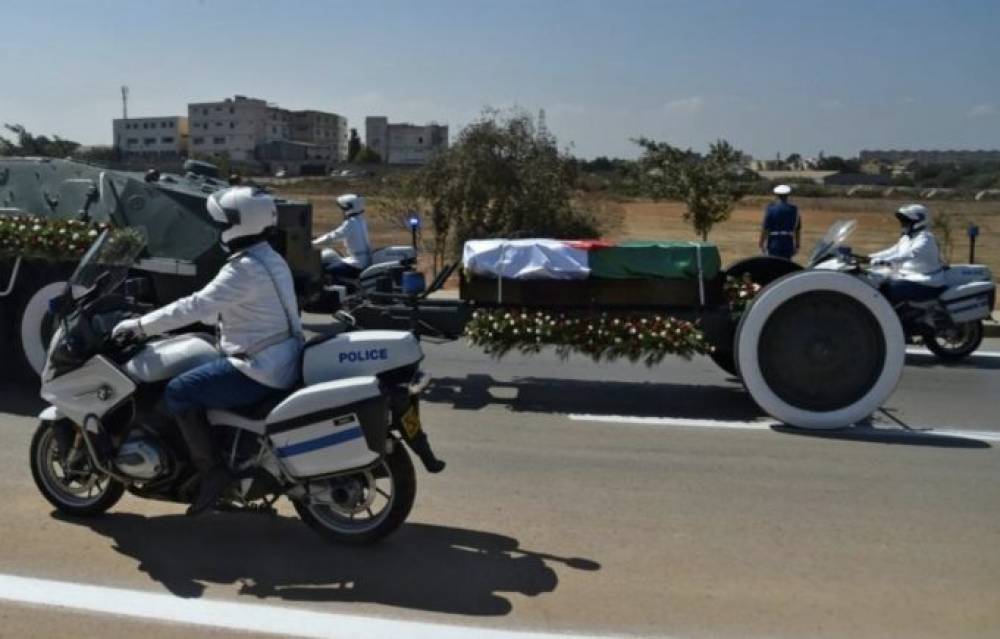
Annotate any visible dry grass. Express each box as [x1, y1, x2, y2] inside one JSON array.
[[277, 178, 1000, 279], [613, 196, 1000, 272]]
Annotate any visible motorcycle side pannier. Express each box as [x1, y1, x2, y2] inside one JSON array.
[[940, 281, 995, 323], [265, 376, 389, 478]]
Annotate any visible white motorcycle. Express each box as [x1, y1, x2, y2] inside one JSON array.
[[810, 220, 996, 360], [320, 245, 419, 309], [31, 230, 444, 544]]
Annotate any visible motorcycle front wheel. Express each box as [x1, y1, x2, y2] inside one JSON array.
[[924, 320, 983, 361], [293, 440, 416, 545], [30, 422, 124, 516]]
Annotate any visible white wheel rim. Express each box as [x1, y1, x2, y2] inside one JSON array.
[[20, 282, 69, 376], [737, 271, 905, 429]]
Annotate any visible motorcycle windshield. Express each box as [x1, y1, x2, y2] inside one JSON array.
[[808, 220, 857, 265], [68, 227, 148, 297]]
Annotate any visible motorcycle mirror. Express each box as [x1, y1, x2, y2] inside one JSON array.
[[123, 277, 151, 300], [333, 310, 357, 327]]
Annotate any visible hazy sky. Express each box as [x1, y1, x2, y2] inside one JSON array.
[[2, 0, 997, 159]]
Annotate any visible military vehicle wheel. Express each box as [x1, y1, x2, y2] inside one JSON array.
[[14, 264, 74, 380], [735, 271, 905, 429]]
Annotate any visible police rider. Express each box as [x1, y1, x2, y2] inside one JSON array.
[[869, 204, 945, 303], [760, 184, 801, 259], [112, 187, 303, 515], [312, 193, 372, 277]]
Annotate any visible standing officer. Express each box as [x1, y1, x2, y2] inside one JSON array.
[[759, 184, 801, 260]]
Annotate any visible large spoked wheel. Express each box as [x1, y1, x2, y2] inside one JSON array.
[[924, 320, 983, 361], [30, 422, 125, 516], [736, 271, 905, 429], [293, 441, 416, 545]]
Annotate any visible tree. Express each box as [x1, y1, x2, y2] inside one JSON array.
[[355, 146, 382, 164], [415, 109, 601, 267], [634, 137, 746, 240], [347, 128, 362, 162], [0, 124, 80, 157]]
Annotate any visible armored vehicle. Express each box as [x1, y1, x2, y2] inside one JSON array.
[[0, 157, 323, 379]]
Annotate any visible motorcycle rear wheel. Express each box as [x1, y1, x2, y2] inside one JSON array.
[[924, 320, 983, 361], [293, 441, 416, 545], [30, 422, 125, 516]]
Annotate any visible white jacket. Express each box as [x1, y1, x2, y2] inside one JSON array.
[[313, 215, 372, 268], [138, 241, 303, 389], [870, 230, 944, 283]]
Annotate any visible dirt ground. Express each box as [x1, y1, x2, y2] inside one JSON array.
[[281, 182, 1000, 278]]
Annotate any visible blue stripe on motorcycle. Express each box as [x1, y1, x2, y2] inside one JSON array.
[[276, 427, 364, 458]]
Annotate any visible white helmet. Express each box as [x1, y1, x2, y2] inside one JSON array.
[[895, 203, 931, 234], [337, 193, 365, 218], [207, 186, 278, 245]]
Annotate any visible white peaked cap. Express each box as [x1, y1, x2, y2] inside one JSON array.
[[773, 184, 792, 196]]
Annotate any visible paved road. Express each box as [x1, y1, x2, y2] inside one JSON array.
[[0, 335, 998, 638]]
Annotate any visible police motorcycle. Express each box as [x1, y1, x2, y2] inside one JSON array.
[[30, 229, 445, 544], [809, 220, 995, 360], [320, 242, 419, 309]]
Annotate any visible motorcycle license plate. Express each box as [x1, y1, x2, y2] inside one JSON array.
[[401, 400, 423, 439]]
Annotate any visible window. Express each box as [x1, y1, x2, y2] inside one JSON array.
[[162, 137, 174, 144], [143, 137, 156, 145], [142, 123, 148, 129], [216, 122, 223, 128], [213, 137, 226, 144], [127, 138, 138, 145], [203, 108, 208, 116], [418, 137, 424, 144], [230, 122, 235, 129], [193, 137, 204, 145], [229, 107, 234, 114]]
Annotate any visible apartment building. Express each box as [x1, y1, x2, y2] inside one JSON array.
[[365, 116, 448, 164], [187, 95, 291, 162], [112, 116, 188, 157], [291, 110, 349, 161]]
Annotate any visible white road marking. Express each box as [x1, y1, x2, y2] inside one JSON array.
[[568, 414, 1000, 443], [0, 574, 628, 639], [569, 414, 776, 431], [906, 347, 1000, 359]]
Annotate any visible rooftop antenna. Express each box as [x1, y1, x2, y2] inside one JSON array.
[[537, 108, 549, 139], [121, 85, 129, 119]]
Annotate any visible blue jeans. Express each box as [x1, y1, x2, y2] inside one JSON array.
[[164, 357, 280, 415]]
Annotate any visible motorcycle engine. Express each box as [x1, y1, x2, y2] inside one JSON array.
[[113, 436, 167, 480]]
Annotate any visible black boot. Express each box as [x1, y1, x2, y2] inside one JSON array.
[[175, 409, 231, 516]]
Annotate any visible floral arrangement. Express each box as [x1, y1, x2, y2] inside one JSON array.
[[464, 308, 714, 366], [723, 273, 762, 313], [0, 215, 111, 261]]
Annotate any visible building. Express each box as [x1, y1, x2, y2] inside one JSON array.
[[859, 149, 1000, 166], [186, 96, 349, 172], [187, 95, 290, 162], [256, 140, 336, 176], [112, 116, 188, 158], [365, 116, 448, 164], [291, 110, 349, 162]]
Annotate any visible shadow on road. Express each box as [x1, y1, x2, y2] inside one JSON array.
[[423, 374, 764, 420], [53, 512, 600, 615], [905, 352, 1000, 370], [772, 424, 991, 449], [0, 379, 46, 418]]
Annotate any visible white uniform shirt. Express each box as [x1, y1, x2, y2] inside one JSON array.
[[313, 215, 372, 268], [870, 230, 944, 283], [139, 242, 303, 389]]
